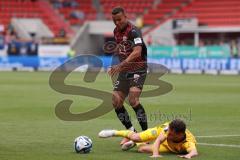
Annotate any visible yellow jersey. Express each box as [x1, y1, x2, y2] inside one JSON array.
[[158, 122, 197, 153], [139, 122, 197, 153]]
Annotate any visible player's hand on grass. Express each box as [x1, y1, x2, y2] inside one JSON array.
[[178, 154, 192, 159], [150, 154, 163, 158]]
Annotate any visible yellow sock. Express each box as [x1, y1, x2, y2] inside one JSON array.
[[115, 130, 134, 138]]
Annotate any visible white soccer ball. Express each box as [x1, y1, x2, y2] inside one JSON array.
[[74, 136, 93, 153]]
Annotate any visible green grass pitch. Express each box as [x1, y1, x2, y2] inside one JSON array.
[[0, 71, 239, 160]]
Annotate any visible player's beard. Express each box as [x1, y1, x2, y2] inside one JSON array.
[[118, 22, 128, 32]]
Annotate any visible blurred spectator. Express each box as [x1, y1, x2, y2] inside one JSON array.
[[96, 6, 105, 20], [0, 33, 4, 50], [205, 40, 211, 46], [0, 24, 4, 33], [237, 38, 240, 58], [70, 0, 79, 8], [67, 47, 76, 58], [231, 40, 238, 58], [5, 31, 12, 45], [70, 10, 85, 20], [19, 41, 28, 56], [51, 0, 63, 9], [136, 15, 143, 29], [62, 0, 71, 7], [147, 35, 153, 46], [7, 38, 19, 56], [219, 40, 229, 47], [27, 34, 38, 56], [58, 28, 66, 38], [179, 40, 186, 46], [7, 24, 14, 35], [5, 29, 17, 45], [199, 40, 205, 47]]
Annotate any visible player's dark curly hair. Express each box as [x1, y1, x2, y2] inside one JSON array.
[[169, 119, 186, 133], [112, 6, 125, 15]]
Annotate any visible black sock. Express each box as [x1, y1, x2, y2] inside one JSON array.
[[133, 104, 148, 131], [115, 106, 133, 130]]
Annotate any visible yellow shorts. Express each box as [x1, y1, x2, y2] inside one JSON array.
[[139, 126, 163, 142]]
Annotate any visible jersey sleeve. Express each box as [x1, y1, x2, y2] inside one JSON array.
[[182, 141, 197, 153], [129, 29, 143, 47]]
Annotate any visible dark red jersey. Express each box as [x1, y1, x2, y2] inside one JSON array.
[[113, 22, 147, 72]]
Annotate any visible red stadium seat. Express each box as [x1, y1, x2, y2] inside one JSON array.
[[143, 0, 188, 26], [100, 0, 154, 21], [52, 0, 97, 27], [175, 0, 240, 27], [0, 0, 73, 37]]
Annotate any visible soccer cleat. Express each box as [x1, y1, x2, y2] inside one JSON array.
[[98, 130, 116, 138], [121, 140, 136, 151]]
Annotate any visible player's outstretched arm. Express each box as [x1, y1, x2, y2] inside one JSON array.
[[178, 148, 198, 159], [150, 132, 166, 158]]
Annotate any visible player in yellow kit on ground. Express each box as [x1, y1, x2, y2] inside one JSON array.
[[99, 119, 198, 159]]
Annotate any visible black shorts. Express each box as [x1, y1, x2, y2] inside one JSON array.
[[113, 68, 147, 94]]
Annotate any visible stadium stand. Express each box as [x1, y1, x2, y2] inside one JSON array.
[[143, 0, 190, 25], [100, 0, 154, 20], [55, 0, 154, 26], [175, 0, 240, 26], [0, 0, 72, 37], [56, 0, 97, 26], [1, 0, 240, 38]]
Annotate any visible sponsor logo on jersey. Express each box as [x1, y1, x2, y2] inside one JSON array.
[[134, 38, 142, 44]]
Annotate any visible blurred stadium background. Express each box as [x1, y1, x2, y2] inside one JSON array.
[[0, 0, 240, 160], [0, 0, 239, 73]]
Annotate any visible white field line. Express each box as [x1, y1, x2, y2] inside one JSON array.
[[196, 135, 240, 138], [196, 134, 240, 148], [198, 143, 240, 148]]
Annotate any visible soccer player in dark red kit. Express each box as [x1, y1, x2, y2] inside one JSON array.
[[107, 6, 148, 147]]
